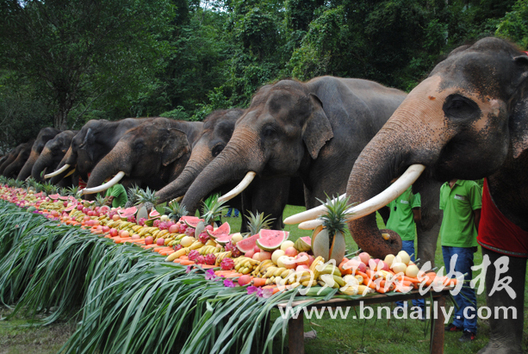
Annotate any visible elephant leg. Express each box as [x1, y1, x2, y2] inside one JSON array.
[[477, 248, 526, 354]]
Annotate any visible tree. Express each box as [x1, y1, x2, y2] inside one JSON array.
[[0, 0, 174, 129]]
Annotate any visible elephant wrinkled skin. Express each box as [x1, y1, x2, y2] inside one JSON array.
[[346, 37, 528, 353]]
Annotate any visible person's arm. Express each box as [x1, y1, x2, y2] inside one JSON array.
[[473, 209, 481, 231], [412, 207, 421, 224]]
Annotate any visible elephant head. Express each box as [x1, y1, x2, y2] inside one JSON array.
[[181, 76, 406, 220], [2, 140, 35, 178], [155, 109, 244, 204], [17, 127, 61, 181], [47, 118, 151, 184], [345, 37, 528, 258], [0, 143, 26, 175], [81, 118, 204, 195], [31, 130, 78, 182]]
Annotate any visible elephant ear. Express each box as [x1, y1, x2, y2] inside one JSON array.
[[510, 55, 528, 159], [161, 129, 190, 166], [302, 93, 334, 160]]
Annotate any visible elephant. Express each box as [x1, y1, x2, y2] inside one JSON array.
[[154, 108, 302, 231], [31, 130, 79, 183], [0, 143, 27, 175], [17, 127, 61, 181], [343, 37, 528, 353], [80, 117, 204, 195], [1, 140, 35, 178], [180, 76, 409, 231], [46, 118, 153, 186]]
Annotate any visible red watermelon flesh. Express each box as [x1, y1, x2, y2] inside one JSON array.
[[236, 234, 261, 253], [180, 215, 203, 228], [118, 206, 137, 218], [256, 229, 289, 251], [207, 222, 231, 238], [49, 194, 61, 200], [215, 233, 232, 245], [64, 204, 76, 212]]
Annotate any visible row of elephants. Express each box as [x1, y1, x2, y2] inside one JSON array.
[[1, 37, 527, 352]]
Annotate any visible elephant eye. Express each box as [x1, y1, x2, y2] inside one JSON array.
[[262, 124, 277, 138], [443, 94, 481, 121], [212, 144, 224, 157]]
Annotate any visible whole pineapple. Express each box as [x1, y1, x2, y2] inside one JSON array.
[[135, 187, 158, 213], [124, 184, 141, 208], [95, 194, 110, 207], [164, 199, 188, 221], [245, 210, 274, 236], [311, 194, 352, 264]]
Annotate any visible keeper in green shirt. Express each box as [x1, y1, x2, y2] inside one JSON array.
[[439, 179, 481, 341], [104, 183, 128, 208], [386, 185, 423, 312]]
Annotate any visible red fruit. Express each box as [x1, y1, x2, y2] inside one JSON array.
[[205, 253, 216, 265], [284, 247, 298, 257], [359, 252, 370, 265], [145, 236, 153, 245], [173, 244, 183, 251], [156, 238, 165, 246], [245, 249, 256, 258], [220, 258, 235, 270], [198, 232, 209, 244], [101, 225, 110, 233], [109, 228, 118, 237], [238, 275, 252, 286], [195, 255, 205, 264], [169, 224, 180, 234], [188, 250, 200, 261], [295, 252, 310, 266], [112, 214, 120, 221]]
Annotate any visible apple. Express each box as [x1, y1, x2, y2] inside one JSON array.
[[259, 251, 272, 261], [169, 224, 179, 234], [280, 240, 295, 251], [120, 230, 130, 238], [358, 252, 370, 265], [252, 252, 261, 261], [101, 225, 110, 233], [284, 246, 298, 257], [277, 255, 296, 269], [144, 236, 153, 245], [238, 274, 252, 286], [272, 249, 285, 264], [296, 265, 310, 272], [109, 228, 118, 237], [112, 214, 120, 221], [131, 233, 140, 239], [294, 252, 310, 267], [245, 249, 256, 259], [377, 260, 390, 271], [156, 238, 165, 246]]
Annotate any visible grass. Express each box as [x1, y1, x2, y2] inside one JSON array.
[[1, 204, 527, 353]]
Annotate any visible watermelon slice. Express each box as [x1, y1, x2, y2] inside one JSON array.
[[294, 236, 312, 252], [58, 195, 69, 201], [236, 234, 261, 253], [215, 233, 233, 245], [180, 215, 203, 228], [118, 206, 137, 218], [149, 209, 161, 218], [256, 229, 289, 251], [99, 205, 110, 214], [206, 222, 231, 239], [49, 193, 60, 200], [64, 204, 76, 212]]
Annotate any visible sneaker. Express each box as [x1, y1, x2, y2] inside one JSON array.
[[445, 323, 463, 332], [459, 331, 476, 342]]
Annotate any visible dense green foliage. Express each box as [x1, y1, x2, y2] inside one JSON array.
[[0, 0, 527, 151]]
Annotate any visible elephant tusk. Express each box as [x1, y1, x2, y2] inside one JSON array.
[[297, 164, 426, 230], [64, 168, 76, 178], [81, 171, 126, 195], [218, 171, 256, 203], [283, 194, 347, 224], [44, 164, 70, 179]]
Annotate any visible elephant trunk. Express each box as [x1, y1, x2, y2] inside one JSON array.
[[31, 147, 53, 182], [85, 150, 129, 192], [181, 130, 263, 213], [49, 147, 75, 183], [156, 149, 212, 205], [17, 150, 39, 181]]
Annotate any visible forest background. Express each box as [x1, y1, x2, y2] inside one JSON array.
[[0, 0, 527, 153]]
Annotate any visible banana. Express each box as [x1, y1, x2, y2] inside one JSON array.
[[319, 264, 342, 277], [189, 241, 204, 250], [310, 256, 325, 279], [241, 267, 251, 274], [301, 279, 318, 287], [166, 248, 188, 262], [339, 286, 358, 296], [273, 267, 286, 277], [263, 267, 278, 278], [357, 285, 373, 295], [333, 275, 346, 288], [319, 274, 338, 288], [280, 269, 293, 279]]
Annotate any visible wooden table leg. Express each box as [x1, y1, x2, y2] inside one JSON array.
[[288, 315, 304, 354], [431, 295, 445, 354]]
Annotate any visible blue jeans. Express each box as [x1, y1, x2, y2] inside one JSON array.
[[442, 246, 477, 333], [396, 240, 424, 309]]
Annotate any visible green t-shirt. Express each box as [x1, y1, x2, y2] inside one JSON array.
[[439, 180, 482, 248], [105, 184, 128, 208], [386, 186, 421, 241]]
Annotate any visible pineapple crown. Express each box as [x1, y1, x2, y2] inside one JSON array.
[[318, 194, 353, 237], [201, 194, 227, 225], [127, 184, 141, 203], [135, 187, 159, 205], [95, 194, 109, 207], [165, 199, 188, 221], [65, 185, 80, 197], [245, 210, 274, 235]]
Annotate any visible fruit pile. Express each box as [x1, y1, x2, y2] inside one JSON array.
[[0, 184, 457, 298]]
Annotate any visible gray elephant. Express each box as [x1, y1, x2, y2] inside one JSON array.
[[155, 108, 302, 231], [81, 117, 203, 195], [345, 37, 528, 353], [46, 118, 153, 186], [17, 127, 61, 181], [1, 140, 35, 178], [31, 130, 78, 183], [181, 76, 408, 225], [0, 143, 28, 175]]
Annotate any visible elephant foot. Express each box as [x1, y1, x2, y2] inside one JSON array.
[[477, 341, 523, 354]]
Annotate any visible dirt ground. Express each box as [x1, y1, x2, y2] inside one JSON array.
[[0, 307, 76, 354]]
